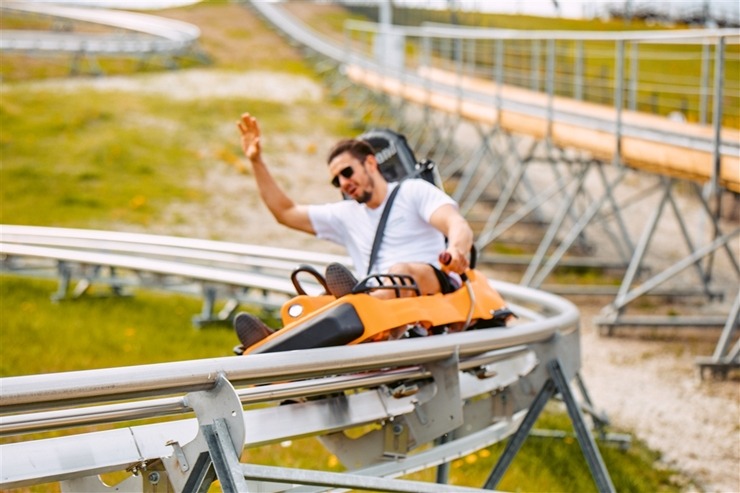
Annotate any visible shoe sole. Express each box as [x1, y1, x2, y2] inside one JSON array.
[[325, 263, 358, 298], [234, 313, 273, 348]]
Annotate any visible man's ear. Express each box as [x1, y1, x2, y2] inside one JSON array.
[[365, 154, 379, 173]]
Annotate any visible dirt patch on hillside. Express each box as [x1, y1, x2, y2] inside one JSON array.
[[162, 3, 309, 70]]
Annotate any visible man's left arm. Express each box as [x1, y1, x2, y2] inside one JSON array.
[[429, 204, 474, 274]]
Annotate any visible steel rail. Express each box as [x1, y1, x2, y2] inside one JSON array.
[[341, 50, 740, 183], [0, 1, 204, 73], [347, 18, 740, 42], [0, 242, 298, 296], [0, 224, 350, 267], [239, 462, 498, 493], [0, 225, 539, 326], [0, 347, 533, 436], [0, 227, 576, 416], [1, 2, 200, 42], [0, 31, 187, 54], [1, 398, 530, 491]]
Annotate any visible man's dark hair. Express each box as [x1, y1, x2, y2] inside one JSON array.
[[327, 139, 375, 165]]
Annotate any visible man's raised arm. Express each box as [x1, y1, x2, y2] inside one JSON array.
[[237, 113, 314, 234]]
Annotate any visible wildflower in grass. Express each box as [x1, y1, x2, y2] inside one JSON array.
[[130, 195, 147, 209]]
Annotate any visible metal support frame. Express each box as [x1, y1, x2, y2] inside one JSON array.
[[697, 290, 740, 378], [483, 359, 615, 493], [61, 464, 170, 492], [596, 177, 740, 329], [318, 352, 464, 467], [51, 262, 128, 302], [59, 374, 247, 493], [343, 71, 738, 334], [526, 166, 632, 288], [2, 3, 205, 77], [161, 375, 248, 493], [2, 249, 589, 491], [191, 285, 245, 328], [241, 463, 487, 493], [346, 81, 635, 280]]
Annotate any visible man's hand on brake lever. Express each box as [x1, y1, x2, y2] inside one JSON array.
[[439, 249, 469, 275]]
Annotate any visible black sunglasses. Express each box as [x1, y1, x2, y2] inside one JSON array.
[[331, 166, 354, 188]]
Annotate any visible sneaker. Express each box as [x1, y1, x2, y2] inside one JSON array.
[[325, 263, 358, 298], [234, 312, 274, 349]]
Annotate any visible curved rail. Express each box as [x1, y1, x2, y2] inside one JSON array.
[[0, 2, 203, 68], [0, 225, 348, 319], [0, 226, 591, 491], [1, 224, 350, 269]]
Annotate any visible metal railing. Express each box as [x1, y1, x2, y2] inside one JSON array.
[[1, 224, 348, 323], [343, 20, 739, 184], [345, 17, 740, 126]]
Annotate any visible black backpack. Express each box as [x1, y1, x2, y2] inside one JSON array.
[[358, 129, 441, 188]]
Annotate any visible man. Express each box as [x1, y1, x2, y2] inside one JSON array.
[[233, 112, 474, 348]]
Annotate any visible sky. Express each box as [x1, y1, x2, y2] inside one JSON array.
[[20, 0, 740, 23], [356, 0, 740, 23]]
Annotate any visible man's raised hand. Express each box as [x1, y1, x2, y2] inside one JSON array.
[[237, 113, 262, 162]]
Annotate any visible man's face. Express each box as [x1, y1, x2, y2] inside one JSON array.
[[328, 152, 374, 204]]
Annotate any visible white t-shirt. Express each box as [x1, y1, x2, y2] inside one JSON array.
[[308, 179, 457, 276]]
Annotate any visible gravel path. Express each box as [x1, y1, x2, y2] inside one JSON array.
[[579, 303, 740, 493]]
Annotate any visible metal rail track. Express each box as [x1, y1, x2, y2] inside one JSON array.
[[0, 2, 205, 72], [0, 226, 616, 492], [0, 224, 350, 323]]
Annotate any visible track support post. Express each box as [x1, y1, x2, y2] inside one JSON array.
[[318, 352, 464, 468], [483, 359, 615, 493], [161, 374, 247, 493]]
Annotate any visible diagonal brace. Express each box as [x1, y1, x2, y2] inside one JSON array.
[[483, 359, 615, 493], [202, 419, 250, 493]]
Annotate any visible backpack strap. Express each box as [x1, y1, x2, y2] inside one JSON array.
[[367, 181, 403, 275]]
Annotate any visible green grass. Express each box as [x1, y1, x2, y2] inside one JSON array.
[[0, 2, 694, 492], [4, 90, 191, 226], [2, 90, 195, 227], [439, 409, 681, 492], [0, 86, 333, 228], [0, 275, 239, 376]]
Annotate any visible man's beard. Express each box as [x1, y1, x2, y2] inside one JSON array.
[[355, 190, 372, 204], [354, 176, 374, 204]]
